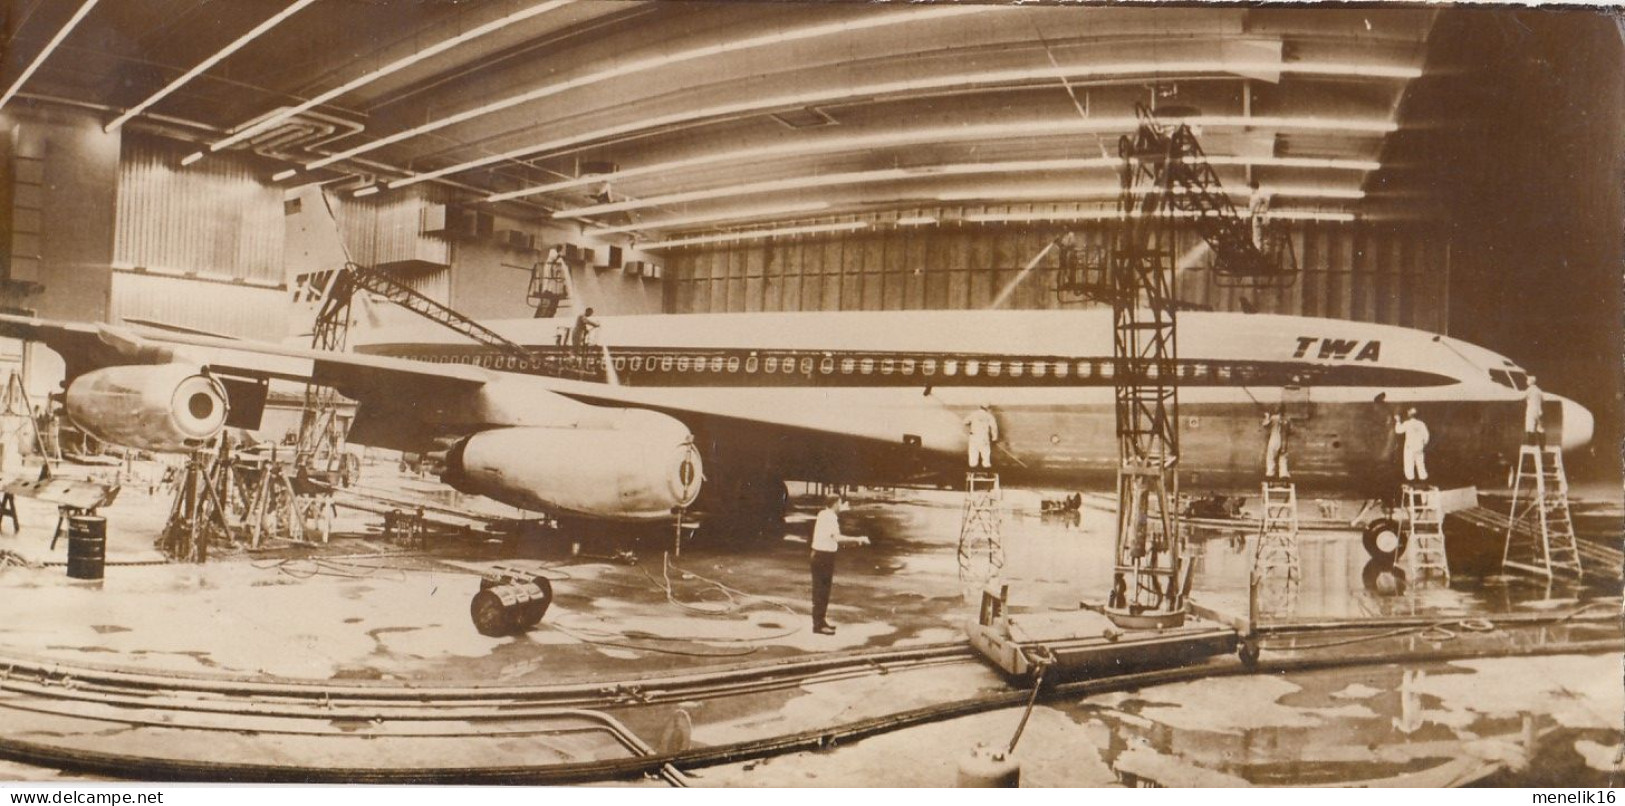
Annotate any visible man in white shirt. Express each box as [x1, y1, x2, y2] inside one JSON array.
[[1524, 376, 1544, 447], [1393, 408, 1430, 485], [809, 494, 854, 635], [965, 404, 999, 470]]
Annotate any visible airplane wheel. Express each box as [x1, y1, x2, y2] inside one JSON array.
[[1362, 518, 1406, 562], [1362, 560, 1409, 596]]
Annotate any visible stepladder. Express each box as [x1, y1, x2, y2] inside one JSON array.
[[1503, 445, 1581, 578], [958, 471, 1005, 584], [1254, 480, 1301, 581], [1402, 485, 1450, 581]]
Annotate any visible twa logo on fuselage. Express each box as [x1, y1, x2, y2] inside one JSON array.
[[1293, 336, 1381, 361]]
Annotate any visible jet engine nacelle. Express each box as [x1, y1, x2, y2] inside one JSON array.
[[442, 411, 702, 521], [64, 365, 228, 452]]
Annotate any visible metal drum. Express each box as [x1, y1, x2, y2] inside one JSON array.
[[469, 577, 553, 636], [66, 516, 107, 580]]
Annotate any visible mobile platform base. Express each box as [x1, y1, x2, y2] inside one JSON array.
[[966, 585, 1242, 681]]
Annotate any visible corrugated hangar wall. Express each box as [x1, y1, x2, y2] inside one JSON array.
[[663, 221, 1450, 333], [111, 135, 288, 340]]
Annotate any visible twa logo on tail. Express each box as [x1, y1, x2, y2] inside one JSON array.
[[1293, 336, 1381, 362]]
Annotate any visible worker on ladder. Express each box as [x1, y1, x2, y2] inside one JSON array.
[[1394, 407, 1431, 488], [1262, 407, 1291, 480], [1524, 375, 1545, 447], [965, 404, 999, 470]]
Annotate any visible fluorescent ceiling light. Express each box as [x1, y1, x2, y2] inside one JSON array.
[[207, 0, 575, 163], [0, 0, 102, 113], [271, 168, 298, 181], [642, 221, 868, 249], [105, 0, 318, 132], [1201, 155, 1381, 171], [896, 216, 938, 226], [304, 5, 994, 173], [179, 151, 204, 166], [390, 61, 1413, 190], [352, 185, 380, 197], [594, 201, 830, 235], [1267, 211, 1356, 222], [554, 155, 1378, 219]]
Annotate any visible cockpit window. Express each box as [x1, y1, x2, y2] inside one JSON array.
[[1489, 369, 1530, 390]]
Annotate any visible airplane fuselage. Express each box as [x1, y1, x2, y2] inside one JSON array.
[[354, 309, 1589, 494]]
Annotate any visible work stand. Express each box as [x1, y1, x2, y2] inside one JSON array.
[[957, 471, 1005, 586]]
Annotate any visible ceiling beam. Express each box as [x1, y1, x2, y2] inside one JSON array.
[[294, 5, 999, 174], [106, 0, 320, 132], [189, 0, 577, 166], [552, 155, 1381, 220], [483, 115, 1395, 203]]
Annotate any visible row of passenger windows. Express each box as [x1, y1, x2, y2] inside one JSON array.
[[414, 351, 1263, 382]]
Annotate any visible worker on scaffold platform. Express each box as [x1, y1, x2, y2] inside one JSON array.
[[1394, 407, 1431, 488], [1247, 179, 1272, 249], [1262, 407, 1291, 480], [1524, 375, 1545, 447], [965, 403, 999, 470], [570, 307, 599, 349]]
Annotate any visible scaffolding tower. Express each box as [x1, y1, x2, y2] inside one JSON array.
[[1102, 107, 1192, 627]]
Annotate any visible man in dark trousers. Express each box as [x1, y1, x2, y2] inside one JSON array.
[[809, 494, 863, 635]]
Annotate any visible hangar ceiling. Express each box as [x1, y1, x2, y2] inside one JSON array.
[[3, 2, 1446, 246]]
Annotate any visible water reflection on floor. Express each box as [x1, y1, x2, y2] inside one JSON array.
[[898, 494, 1623, 623], [1071, 654, 1623, 787]]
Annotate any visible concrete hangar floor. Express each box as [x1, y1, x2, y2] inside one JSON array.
[[0, 456, 1618, 786]]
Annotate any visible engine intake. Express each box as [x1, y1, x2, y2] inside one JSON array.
[[65, 365, 228, 452], [442, 412, 701, 521]]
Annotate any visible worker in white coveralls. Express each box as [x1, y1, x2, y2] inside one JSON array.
[[965, 404, 999, 469], [1393, 407, 1431, 485], [1247, 179, 1272, 248], [1524, 375, 1545, 447], [1262, 408, 1291, 480]]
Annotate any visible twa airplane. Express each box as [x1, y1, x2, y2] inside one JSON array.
[[0, 309, 1591, 530]]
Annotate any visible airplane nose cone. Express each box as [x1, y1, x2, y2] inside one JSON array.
[[1558, 396, 1594, 452]]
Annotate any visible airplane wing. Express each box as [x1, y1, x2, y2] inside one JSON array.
[[0, 313, 959, 479], [0, 313, 489, 392], [0, 314, 495, 452]]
